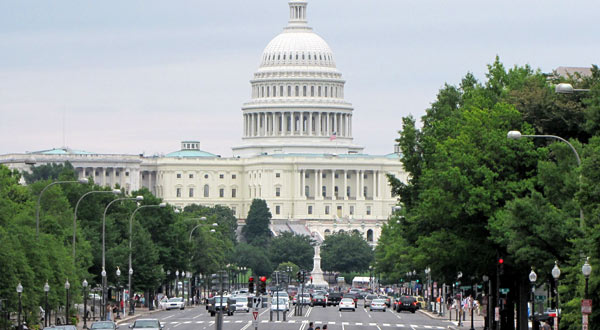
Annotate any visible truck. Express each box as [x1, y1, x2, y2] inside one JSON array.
[[206, 296, 235, 316]]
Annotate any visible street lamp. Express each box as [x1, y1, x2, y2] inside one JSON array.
[[369, 266, 373, 292], [65, 279, 70, 325], [187, 272, 192, 305], [529, 268, 537, 325], [116, 267, 121, 319], [554, 83, 590, 94], [44, 281, 50, 328], [82, 279, 88, 329], [551, 261, 560, 328], [176, 270, 180, 297], [101, 268, 107, 320], [582, 257, 592, 299], [36, 178, 88, 237], [17, 283, 23, 330], [507, 130, 583, 228], [127, 202, 166, 315], [102, 195, 143, 319], [73, 189, 121, 263]]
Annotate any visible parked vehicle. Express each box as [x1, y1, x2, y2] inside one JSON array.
[[128, 319, 163, 330], [165, 297, 185, 310]]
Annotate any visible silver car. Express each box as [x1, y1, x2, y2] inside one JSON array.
[[129, 319, 163, 330], [370, 299, 387, 312]]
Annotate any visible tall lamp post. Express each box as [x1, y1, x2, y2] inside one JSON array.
[[482, 275, 489, 330], [44, 281, 50, 328], [101, 268, 107, 320], [507, 130, 583, 228], [128, 202, 166, 315], [73, 189, 121, 263], [582, 257, 592, 330], [36, 178, 88, 237], [65, 279, 70, 325], [102, 195, 143, 318], [82, 279, 88, 329], [551, 262, 560, 330], [175, 270, 180, 297], [425, 267, 432, 312], [17, 283, 23, 330], [116, 267, 121, 319], [529, 268, 538, 330]]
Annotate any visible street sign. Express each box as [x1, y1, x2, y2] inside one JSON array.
[[499, 288, 510, 294], [582, 299, 592, 314], [252, 297, 262, 309], [253, 311, 259, 320], [535, 295, 546, 302]]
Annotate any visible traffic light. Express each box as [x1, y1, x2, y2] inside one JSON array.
[[498, 257, 504, 275], [248, 276, 255, 294], [259, 276, 267, 294], [297, 271, 303, 283], [310, 276, 313, 284], [210, 273, 219, 291]]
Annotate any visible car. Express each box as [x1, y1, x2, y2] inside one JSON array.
[[395, 296, 417, 313], [51, 326, 77, 330], [207, 296, 235, 316], [90, 321, 119, 330], [270, 298, 289, 312], [339, 298, 356, 312], [234, 297, 249, 313], [379, 295, 392, 307], [327, 292, 342, 306], [128, 319, 163, 330], [413, 296, 426, 309], [342, 293, 358, 306], [364, 294, 378, 307], [311, 294, 327, 307], [370, 299, 387, 312], [158, 297, 169, 309], [294, 293, 311, 305], [165, 297, 185, 310]]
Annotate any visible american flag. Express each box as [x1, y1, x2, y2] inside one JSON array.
[[330, 132, 337, 141]]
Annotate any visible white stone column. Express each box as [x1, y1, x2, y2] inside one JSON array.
[[301, 170, 305, 197], [318, 170, 323, 200], [308, 112, 313, 136], [317, 113, 321, 136], [331, 169, 336, 200], [300, 113, 304, 136], [314, 169, 318, 199], [333, 113, 337, 134], [343, 170, 348, 200], [349, 114, 353, 137], [325, 113, 329, 135]]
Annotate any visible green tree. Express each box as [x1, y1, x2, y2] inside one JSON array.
[[268, 232, 314, 270], [233, 243, 273, 276], [242, 199, 272, 247], [321, 232, 373, 273], [22, 162, 75, 184]]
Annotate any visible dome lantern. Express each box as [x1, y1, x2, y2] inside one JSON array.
[[288, 0, 309, 29]]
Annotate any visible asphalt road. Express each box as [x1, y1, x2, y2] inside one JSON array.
[[119, 301, 453, 330]]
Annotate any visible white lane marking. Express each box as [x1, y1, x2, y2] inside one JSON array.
[[411, 325, 419, 328], [224, 320, 230, 323], [329, 322, 336, 325], [193, 314, 202, 319], [240, 321, 252, 330], [424, 326, 432, 329], [383, 324, 391, 327], [172, 323, 183, 328], [259, 309, 269, 316], [195, 321, 204, 323], [208, 321, 215, 325], [235, 320, 243, 323], [368, 323, 376, 326], [356, 323, 363, 325], [304, 306, 313, 318], [342, 322, 350, 325], [437, 327, 445, 329], [183, 321, 191, 324], [170, 322, 178, 324], [164, 315, 175, 319], [288, 320, 296, 323], [261, 320, 268, 323]]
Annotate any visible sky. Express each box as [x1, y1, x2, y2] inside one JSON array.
[[1, 0, 599, 157]]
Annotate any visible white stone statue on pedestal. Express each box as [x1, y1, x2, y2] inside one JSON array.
[[310, 244, 329, 289]]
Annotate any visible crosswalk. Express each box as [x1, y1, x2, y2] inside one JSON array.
[[120, 320, 445, 328]]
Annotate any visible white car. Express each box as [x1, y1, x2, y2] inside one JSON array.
[[235, 297, 249, 313], [165, 297, 185, 310], [270, 298, 289, 312], [339, 298, 356, 312], [370, 299, 387, 312]]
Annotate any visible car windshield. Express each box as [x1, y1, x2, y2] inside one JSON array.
[[366, 295, 378, 299], [273, 299, 286, 304], [134, 320, 160, 328], [91, 322, 115, 329], [168, 298, 182, 302], [341, 298, 353, 303], [214, 297, 227, 303], [314, 295, 325, 299]]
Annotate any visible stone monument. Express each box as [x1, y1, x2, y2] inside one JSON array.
[[310, 245, 329, 289]]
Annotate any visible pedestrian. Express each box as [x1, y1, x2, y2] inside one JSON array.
[[323, 325, 328, 330], [315, 327, 321, 330], [308, 322, 314, 330], [541, 320, 551, 330], [106, 304, 112, 321]]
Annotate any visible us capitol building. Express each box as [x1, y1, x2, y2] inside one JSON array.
[[1, 0, 406, 244]]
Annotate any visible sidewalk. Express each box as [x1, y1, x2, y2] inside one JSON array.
[[418, 308, 485, 330]]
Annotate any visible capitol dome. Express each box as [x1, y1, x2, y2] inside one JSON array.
[[233, 0, 364, 157]]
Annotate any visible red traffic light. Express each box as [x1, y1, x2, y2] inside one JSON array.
[[498, 258, 504, 264], [260, 276, 267, 282], [249, 276, 254, 282]]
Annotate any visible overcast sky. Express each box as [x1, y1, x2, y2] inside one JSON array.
[[1, 0, 598, 157]]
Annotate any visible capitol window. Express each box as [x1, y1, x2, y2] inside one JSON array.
[[219, 188, 224, 198], [347, 186, 351, 197], [189, 174, 193, 179], [280, 86, 284, 97], [176, 188, 181, 198], [204, 184, 209, 197], [276, 172, 280, 178], [303, 86, 307, 96], [273, 86, 276, 97], [325, 206, 330, 215], [232, 174, 237, 179], [366, 206, 371, 215], [308, 205, 313, 215], [276, 187, 281, 197], [205, 174, 209, 179], [322, 186, 326, 197], [219, 174, 224, 179], [288, 86, 291, 96], [295, 86, 299, 96], [311, 86, 314, 96], [276, 205, 281, 215], [318, 86, 322, 96], [177, 173, 182, 179], [232, 188, 237, 198], [325, 86, 328, 97], [364, 186, 368, 197], [189, 188, 194, 198], [349, 205, 354, 215]]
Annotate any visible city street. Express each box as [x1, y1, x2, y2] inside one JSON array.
[[117, 303, 453, 330]]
